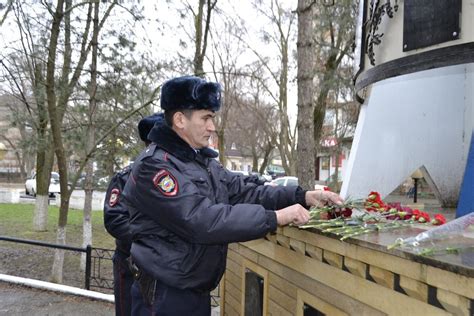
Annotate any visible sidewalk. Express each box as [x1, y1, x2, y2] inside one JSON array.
[[0, 182, 23, 189], [0, 273, 221, 316], [0, 183, 106, 211], [0, 281, 114, 316]]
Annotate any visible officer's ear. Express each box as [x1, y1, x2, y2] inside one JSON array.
[[173, 111, 187, 130]]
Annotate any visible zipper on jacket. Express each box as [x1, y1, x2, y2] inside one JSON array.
[[205, 166, 217, 201]]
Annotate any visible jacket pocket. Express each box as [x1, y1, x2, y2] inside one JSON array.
[[191, 177, 212, 197]]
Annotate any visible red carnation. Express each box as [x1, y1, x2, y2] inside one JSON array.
[[431, 214, 447, 225], [327, 207, 352, 219], [411, 209, 421, 220], [367, 191, 382, 201], [418, 212, 430, 223]]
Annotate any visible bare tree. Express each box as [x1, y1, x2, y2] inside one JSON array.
[[325, 78, 359, 190], [89, 33, 165, 178], [183, 0, 217, 77], [77, 1, 163, 270], [80, 0, 100, 270], [313, 1, 357, 148], [0, 0, 13, 26], [296, 0, 316, 190], [228, 93, 278, 174], [236, 0, 297, 175], [0, 94, 35, 181], [243, 69, 280, 174], [0, 2, 56, 231], [45, 0, 119, 283], [208, 14, 248, 166]]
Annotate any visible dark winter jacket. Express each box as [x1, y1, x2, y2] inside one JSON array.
[[103, 166, 133, 256], [123, 123, 307, 292]]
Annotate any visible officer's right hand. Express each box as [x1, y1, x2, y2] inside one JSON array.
[[275, 204, 310, 226]]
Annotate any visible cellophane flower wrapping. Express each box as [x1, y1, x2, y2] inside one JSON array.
[[392, 212, 474, 255]]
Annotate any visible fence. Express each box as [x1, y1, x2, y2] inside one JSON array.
[[0, 236, 220, 306], [1, 236, 100, 290]]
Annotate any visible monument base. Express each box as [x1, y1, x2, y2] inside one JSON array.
[[220, 226, 473, 315]]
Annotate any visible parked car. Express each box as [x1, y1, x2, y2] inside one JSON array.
[[266, 176, 329, 190], [266, 165, 286, 179], [249, 171, 272, 183], [266, 176, 298, 187], [25, 172, 61, 197]]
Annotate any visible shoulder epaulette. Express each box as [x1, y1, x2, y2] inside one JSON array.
[[139, 143, 157, 161], [117, 164, 132, 176]]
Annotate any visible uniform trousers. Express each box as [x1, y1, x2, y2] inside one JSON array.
[[131, 279, 211, 316], [113, 251, 134, 316]]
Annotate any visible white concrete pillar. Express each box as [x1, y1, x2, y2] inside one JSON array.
[[341, 63, 474, 207]]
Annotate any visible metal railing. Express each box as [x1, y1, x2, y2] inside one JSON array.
[[1, 236, 221, 305], [0, 236, 93, 289], [89, 247, 114, 290]]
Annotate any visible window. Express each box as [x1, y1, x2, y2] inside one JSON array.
[[241, 259, 268, 316], [297, 289, 347, 316], [320, 157, 330, 170], [274, 178, 285, 186]]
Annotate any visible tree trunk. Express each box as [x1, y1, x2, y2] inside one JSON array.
[[258, 142, 273, 175], [81, 0, 99, 270], [313, 70, 333, 143], [50, 225, 66, 283], [33, 138, 54, 231], [217, 130, 226, 167], [296, 0, 315, 190], [33, 65, 54, 231], [193, 0, 205, 77], [251, 146, 259, 172], [46, 0, 67, 284], [81, 164, 93, 270], [33, 195, 50, 229], [193, 0, 215, 77], [106, 125, 117, 178], [278, 38, 292, 175]]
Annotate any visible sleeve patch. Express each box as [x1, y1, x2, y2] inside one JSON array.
[[153, 170, 179, 196], [109, 188, 120, 207]]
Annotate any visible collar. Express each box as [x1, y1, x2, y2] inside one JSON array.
[[147, 122, 218, 162]]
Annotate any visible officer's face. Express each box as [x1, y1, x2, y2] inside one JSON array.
[[179, 109, 216, 149]]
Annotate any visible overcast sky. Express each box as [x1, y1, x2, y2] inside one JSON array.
[[0, 0, 299, 122]]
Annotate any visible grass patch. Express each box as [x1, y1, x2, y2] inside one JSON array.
[[0, 203, 115, 249]]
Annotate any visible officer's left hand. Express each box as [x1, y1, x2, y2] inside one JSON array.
[[305, 190, 344, 207]]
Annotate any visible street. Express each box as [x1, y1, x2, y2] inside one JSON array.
[[0, 184, 106, 211]]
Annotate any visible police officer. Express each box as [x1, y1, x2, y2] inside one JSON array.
[[123, 76, 343, 315], [104, 113, 165, 316]]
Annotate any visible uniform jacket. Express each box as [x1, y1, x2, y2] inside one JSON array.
[[104, 166, 132, 256], [123, 123, 307, 292]]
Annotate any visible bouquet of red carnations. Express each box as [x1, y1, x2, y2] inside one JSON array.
[[299, 191, 447, 241]]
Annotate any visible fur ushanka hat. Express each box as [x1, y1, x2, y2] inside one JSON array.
[[137, 112, 164, 142], [160, 76, 221, 112]]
